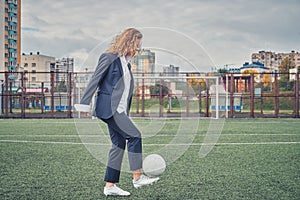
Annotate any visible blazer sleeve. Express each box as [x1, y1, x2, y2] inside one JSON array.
[[80, 53, 111, 105]]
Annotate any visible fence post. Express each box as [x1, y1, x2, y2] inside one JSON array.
[[295, 73, 299, 118], [41, 82, 44, 114], [50, 72, 54, 118], [260, 81, 264, 114], [4, 72, 8, 118], [9, 81, 12, 113], [230, 73, 234, 118], [20, 72, 25, 118], [159, 77, 163, 117], [136, 81, 139, 114], [186, 75, 190, 117], [274, 73, 279, 118], [250, 73, 255, 118], [68, 73, 72, 118], [0, 81, 2, 116], [205, 83, 209, 117], [141, 74, 145, 117], [198, 82, 202, 114], [235, 78, 239, 92]]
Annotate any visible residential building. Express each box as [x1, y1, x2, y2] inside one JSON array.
[[55, 57, 74, 82], [131, 49, 155, 74], [163, 64, 179, 76], [131, 49, 155, 86], [21, 52, 55, 88], [251, 50, 300, 71], [0, 0, 4, 77], [0, 0, 21, 80]]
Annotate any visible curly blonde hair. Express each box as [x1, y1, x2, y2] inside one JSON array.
[[106, 28, 143, 57]]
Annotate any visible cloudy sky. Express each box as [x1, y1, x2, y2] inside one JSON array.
[[21, 0, 300, 72]]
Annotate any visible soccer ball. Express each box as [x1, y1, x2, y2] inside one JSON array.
[[143, 154, 166, 177]]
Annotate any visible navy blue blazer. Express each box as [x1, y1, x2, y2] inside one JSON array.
[[80, 53, 134, 119]]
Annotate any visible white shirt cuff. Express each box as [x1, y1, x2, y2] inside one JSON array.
[[74, 104, 90, 112]]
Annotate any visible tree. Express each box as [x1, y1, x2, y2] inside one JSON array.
[[149, 84, 169, 97], [261, 72, 272, 88], [279, 57, 295, 74], [217, 68, 229, 77], [186, 73, 207, 92], [54, 80, 68, 92], [242, 69, 258, 77], [279, 57, 296, 91]]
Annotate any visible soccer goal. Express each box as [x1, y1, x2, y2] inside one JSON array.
[[132, 73, 227, 119]]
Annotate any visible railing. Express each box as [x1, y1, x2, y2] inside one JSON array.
[[0, 71, 299, 118]]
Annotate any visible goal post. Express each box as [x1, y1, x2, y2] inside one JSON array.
[[133, 74, 227, 119]]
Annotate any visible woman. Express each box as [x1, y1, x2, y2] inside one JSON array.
[[75, 28, 159, 196]]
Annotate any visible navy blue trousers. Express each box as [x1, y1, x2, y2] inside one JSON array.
[[101, 112, 142, 183]]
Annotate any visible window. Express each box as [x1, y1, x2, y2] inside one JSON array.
[[32, 63, 36, 67], [32, 77, 36, 81], [32, 70, 36, 73], [24, 63, 28, 67]]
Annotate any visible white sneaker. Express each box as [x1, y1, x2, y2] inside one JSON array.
[[103, 185, 130, 196], [132, 175, 160, 189]]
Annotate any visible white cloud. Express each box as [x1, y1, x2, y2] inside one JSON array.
[[21, 0, 300, 71]]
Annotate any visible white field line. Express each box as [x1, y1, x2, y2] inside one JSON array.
[[0, 134, 299, 137], [0, 120, 300, 124], [0, 140, 299, 146]]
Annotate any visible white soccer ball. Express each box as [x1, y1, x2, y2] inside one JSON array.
[[143, 154, 166, 177]]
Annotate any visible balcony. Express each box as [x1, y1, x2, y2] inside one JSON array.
[[9, 21, 17, 27], [8, 17, 17, 23], [8, 44, 17, 49], [8, 0, 17, 5], [8, 8, 16, 13], [8, 12, 17, 18], [8, 43, 17, 48], [8, 30, 17, 35], [8, 3, 17, 9], [8, 35, 17, 40], [8, 48, 17, 53], [8, 26, 17, 31], [8, 39, 17, 44], [8, 57, 17, 62], [8, 66, 17, 72]]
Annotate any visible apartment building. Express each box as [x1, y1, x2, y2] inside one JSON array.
[[163, 64, 180, 76], [131, 49, 155, 74], [251, 50, 300, 71], [131, 49, 156, 86], [0, 0, 21, 81], [55, 57, 74, 82], [21, 52, 55, 88]]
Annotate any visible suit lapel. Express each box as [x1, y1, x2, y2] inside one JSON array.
[[128, 63, 134, 95], [117, 57, 123, 76]]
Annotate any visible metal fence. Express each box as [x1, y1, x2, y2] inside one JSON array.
[[0, 71, 299, 118]]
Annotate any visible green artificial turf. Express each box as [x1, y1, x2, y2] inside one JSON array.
[[0, 118, 299, 199]]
